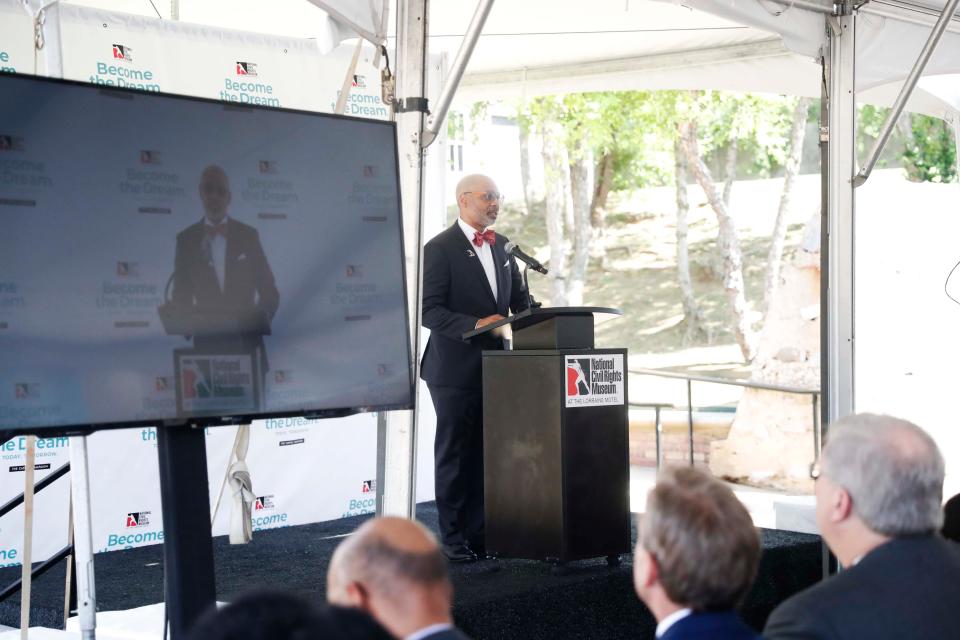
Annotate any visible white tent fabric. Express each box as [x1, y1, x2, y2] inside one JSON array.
[[306, 0, 388, 47]]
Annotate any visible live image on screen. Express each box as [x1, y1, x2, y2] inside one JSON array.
[[0, 73, 413, 432]]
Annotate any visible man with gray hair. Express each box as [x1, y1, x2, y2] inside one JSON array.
[[633, 467, 762, 639], [327, 517, 470, 640], [765, 413, 960, 639]]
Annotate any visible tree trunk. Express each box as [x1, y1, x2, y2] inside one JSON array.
[[562, 145, 575, 231], [764, 97, 811, 319], [568, 132, 594, 306], [674, 138, 707, 341], [541, 121, 568, 305], [519, 122, 535, 216], [590, 151, 614, 262], [679, 120, 755, 362], [722, 136, 738, 208]]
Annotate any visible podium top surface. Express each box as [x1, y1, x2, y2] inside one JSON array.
[[462, 306, 621, 340]]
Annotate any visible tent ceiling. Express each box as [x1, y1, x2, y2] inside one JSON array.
[[49, 0, 960, 115]]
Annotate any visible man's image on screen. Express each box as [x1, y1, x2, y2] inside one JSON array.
[[168, 165, 280, 375]]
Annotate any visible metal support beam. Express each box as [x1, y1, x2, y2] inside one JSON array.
[[380, 0, 429, 519], [854, 0, 960, 187], [825, 12, 857, 424], [421, 0, 495, 148], [68, 436, 97, 640]]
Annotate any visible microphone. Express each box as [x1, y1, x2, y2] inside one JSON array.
[[505, 241, 548, 275]]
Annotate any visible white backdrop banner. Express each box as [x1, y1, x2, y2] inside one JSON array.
[[0, 2, 34, 76], [0, 3, 444, 566]]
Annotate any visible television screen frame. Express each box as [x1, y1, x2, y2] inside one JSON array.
[[0, 72, 415, 438]]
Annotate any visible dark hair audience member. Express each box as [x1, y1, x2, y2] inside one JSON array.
[[185, 590, 393, 640]]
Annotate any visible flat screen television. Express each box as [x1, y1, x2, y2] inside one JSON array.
[[0, 73, 413, 434]]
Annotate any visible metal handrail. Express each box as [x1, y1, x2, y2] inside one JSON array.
[[629, 368, 821, 468], [0, 463, 70, 520]]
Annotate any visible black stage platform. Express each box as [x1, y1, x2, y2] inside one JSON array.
[[0, 503, 822, 639]]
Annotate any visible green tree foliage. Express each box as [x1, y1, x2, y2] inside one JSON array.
[[903, 115, 957, 183]]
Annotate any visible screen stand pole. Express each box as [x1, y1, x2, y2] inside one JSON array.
[[68, 435, 97, 640], [157, 425, 216, 638]]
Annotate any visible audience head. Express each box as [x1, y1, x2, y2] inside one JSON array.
[[943, 493, 960, 543], [633, 467, 760, 620], [185, 590, 392, 640], [815, 413, 944, 565], [327, 516, 453, 638]]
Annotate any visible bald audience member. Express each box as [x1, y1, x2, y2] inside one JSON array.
[[327, 517, 469, 640], [420, 174, 533, 562], [765, 413, 960, 639], [634, 467, 761, 640]]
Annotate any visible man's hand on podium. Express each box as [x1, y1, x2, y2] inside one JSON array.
[[475, 314, 506, 330]]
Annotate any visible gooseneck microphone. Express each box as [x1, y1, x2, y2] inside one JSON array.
[[504, 241, 548, 275]]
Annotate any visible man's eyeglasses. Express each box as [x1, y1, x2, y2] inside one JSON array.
[[463, 191, 504, 204]]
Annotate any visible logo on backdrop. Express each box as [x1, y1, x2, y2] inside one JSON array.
[[362, 165, 378, 178], [361, 479, 376, 493], [112, 44, 133, 62], [14, 383, 38, 400], [236, 61, 258, 76], [564, 354, 624, 408], [254, 495, 275, 511], [125, 511, 150, 528], [346, 264, 363, 278], [352, 74, 366, 88], [0, 135, 24, 152], [140, 150, 162, 165], [116, 261, 140, 278], [274, 370, 292, 384], [258, 160, 277, 174], [376, 363, 392, 376]]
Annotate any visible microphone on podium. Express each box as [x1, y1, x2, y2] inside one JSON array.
[[505, 241, 548, 275]]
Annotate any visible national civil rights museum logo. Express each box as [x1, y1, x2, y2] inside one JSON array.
[[236, 61, 258, 76], [564, 354, 625, 408], [116, 261, 140, 278], [14, 383, 39, 400], [352, 74, 367, 88], [274, 369, 293, 385], [0, 135, 24, 152], [126, 511, 150, 528], [258, 160, 277, 174], [346, 264, 363, 278], [361, 479, 376, 493], [254, 495, 274, 511], [140, 149, 162, 165], [112, 44, 133, 62], [177, 353, 257, 414], [362, 165, 378, 178]]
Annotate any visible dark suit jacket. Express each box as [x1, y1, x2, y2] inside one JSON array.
[[420, 222, 529, 390], [660, 611, 761, 640], [764, 535, 960, 639], [172, 217, 279, 370]]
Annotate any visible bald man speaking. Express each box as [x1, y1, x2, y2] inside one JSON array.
[[420, 174, 532, 563]]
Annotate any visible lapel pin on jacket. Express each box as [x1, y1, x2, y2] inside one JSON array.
[[466, 249, 475, 257]]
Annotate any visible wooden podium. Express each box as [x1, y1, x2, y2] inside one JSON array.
[[464, 307, 631, 566]]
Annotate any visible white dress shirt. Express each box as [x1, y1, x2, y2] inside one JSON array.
[[204, 216, 228, 291], [457, 217, 497, 302], [656, 608, 692, 638], [405, 622, 455, 640]]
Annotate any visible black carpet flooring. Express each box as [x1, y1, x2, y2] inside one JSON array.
[[0, 503, 822, 639]]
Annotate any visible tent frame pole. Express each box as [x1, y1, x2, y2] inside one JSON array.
[[421, 0, 496, 148], [379, 0, 429, 519], [854, 0, 960, 186], [824, 6, 857, 427]]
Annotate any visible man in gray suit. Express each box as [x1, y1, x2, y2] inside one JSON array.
[[327, 517, 469, 640], [765, 413, 960, 639]]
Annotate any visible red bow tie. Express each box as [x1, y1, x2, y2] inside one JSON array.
[[205, 223, 227, 238], [472, 229, 495, 247]]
